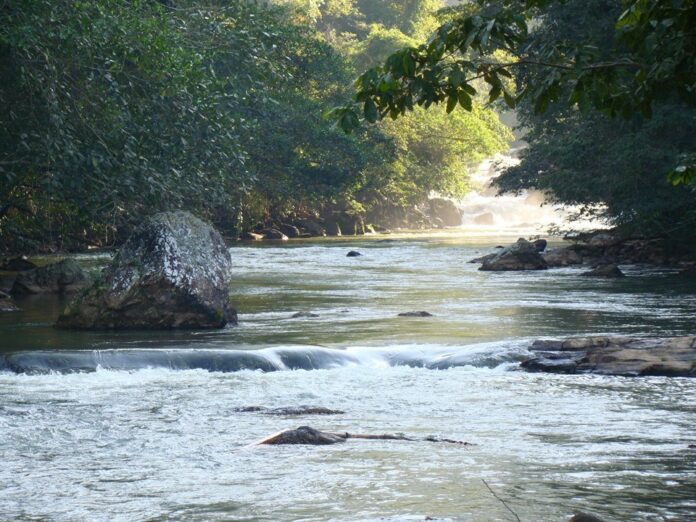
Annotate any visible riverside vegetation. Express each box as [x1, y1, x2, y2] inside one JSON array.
[[0, 0, 511, 252]]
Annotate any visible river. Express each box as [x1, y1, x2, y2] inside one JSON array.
[[1, 233, 695, 521]]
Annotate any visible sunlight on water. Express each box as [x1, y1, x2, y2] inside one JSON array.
[[1, 237, 695, 521]]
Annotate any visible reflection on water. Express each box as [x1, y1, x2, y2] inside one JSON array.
[[0, 234, 695, 521]]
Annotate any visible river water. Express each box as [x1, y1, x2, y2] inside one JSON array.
[[1, 233, 695, 521]]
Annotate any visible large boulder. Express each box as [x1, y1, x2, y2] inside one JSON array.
[[11, 259, 89, 295], [480, 238, 548, 271], [521, 336, 696, 377], [428, 198, 462, 227], [56, 211, 236, 330]]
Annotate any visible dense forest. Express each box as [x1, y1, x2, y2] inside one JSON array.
[[1, 0, 694, 253], [0, 0, 511, 252]]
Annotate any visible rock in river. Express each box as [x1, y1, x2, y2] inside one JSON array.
[[398, 311, 433, 317], [479, 238, 548, 271], [521, 336, 696, 377], [56, 211, 236, 330], [581, 263, 625, 278], [257, 426, 346, 445], [11, 259, 89, 295]]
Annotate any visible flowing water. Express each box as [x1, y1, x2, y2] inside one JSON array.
[[1, 234, 696, 521]]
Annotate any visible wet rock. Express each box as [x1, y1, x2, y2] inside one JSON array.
[[521, 336, 696, 377], [569, 513, 605, 522], [398, 311, 433, 317], [533, 238, 548, 252], [56, 211, 236, 330], [11, 259, 89, 295], [261, 229, 288, 240], [239, 231, 264, 241], [543, 246, 584, 267], [581, 264, 624, 278], [0, 256, 36, 271], [257, 426, 346, 445], [480, 238, 548, 271], [346, 251, 362, 257], [428, 198, 462, 227], [235, 406, 344, 415], [291, 312, 319, 319], [278, 224, 301, 238], [0, 290, 20, 312]]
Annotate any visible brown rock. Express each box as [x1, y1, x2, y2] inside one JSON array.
[[522, 336, 696, 377]]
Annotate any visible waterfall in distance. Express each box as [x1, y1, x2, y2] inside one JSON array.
[[454, 149, 601, 235]]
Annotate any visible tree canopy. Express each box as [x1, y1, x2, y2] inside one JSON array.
[[332, 0, 695, 182]]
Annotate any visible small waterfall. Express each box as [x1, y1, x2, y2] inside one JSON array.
[[457, 150, 599, 234]]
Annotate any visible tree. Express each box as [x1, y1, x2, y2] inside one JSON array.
[[331, 0, 696, 182]]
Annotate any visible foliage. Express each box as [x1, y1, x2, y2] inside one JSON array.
[[1, 0, 513, 252], [331, 0, 695, 183], [494, 0, 696, 243]]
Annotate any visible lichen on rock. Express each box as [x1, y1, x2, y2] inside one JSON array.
[[56, 211, 236, 330]]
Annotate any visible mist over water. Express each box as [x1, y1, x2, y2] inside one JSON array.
[[1, 237, 695, 521], [457, 152, 602, 234]]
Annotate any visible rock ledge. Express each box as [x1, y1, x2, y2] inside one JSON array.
[[522, 336, 696, 377]]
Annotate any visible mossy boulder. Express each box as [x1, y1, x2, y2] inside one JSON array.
[[57, 211, 236, 330]]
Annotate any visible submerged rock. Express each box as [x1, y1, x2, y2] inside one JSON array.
[[569, 513, 605, 522], [0, 290, 20, 312], [398, 311, 433, 317], [235, 406, 344, 415], [346, 250, 362, 257], [581, 263, 625, 278], [0, 256, 36, 271], [521, 336, 696, 377], [11, 259, 89, 295], [291, 311, 320, 319], [480, 238, 548, 271], [56, 211, 236, 330]]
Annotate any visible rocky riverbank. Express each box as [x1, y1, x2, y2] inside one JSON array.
[[521, 336, 696, 377]]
